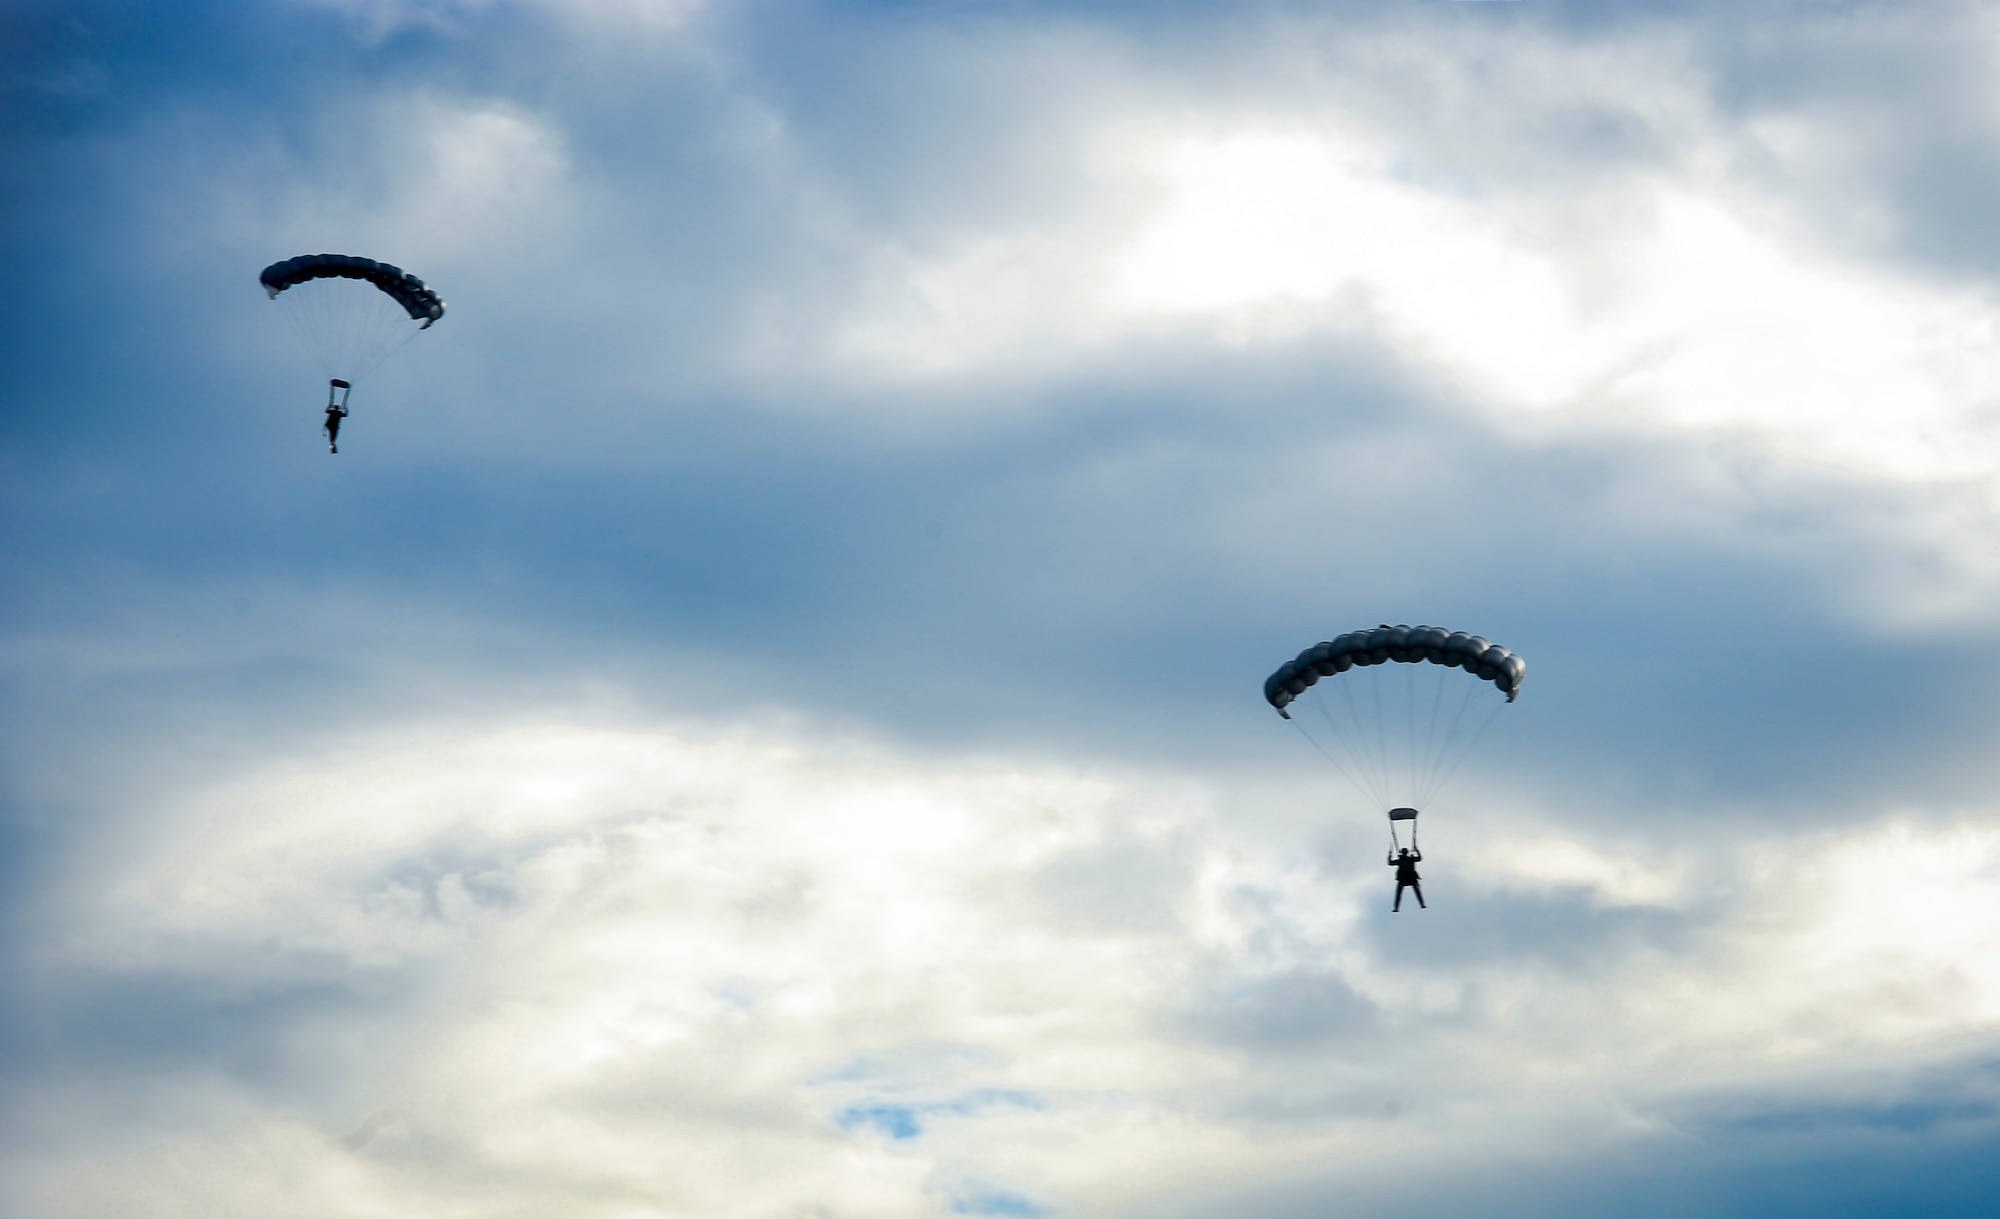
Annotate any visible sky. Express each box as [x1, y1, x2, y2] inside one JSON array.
[[6, 0, 2000, 1215]]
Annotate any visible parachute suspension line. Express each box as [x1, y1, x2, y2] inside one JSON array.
[[1312, 684, 1389, 809], [1415, 676, 1481, 803], [1405, 661, 1421, 804], [1424, 683, 1472, 807], [275, 292, 320, 377], [275, 279, 427, 384], [1335, 674, 1390, 808], [302, 275, 350, 374], [1370, 665, 1392, 805], [359, 315, 424, 380], [282, 282, 330, 377], [1295, 658, 1515, 814], [1264, 626, 1522, 829], [1406, 668, 1438, 804], [1416, 675, 1480, 799], [1291, 716, 1372, 807], [1417, 661, 1450, 800], [1418, 690, 1506, 808], [371, 286, 428, 367]]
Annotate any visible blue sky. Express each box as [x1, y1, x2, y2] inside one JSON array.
[[7, 1, 2000, 1215]]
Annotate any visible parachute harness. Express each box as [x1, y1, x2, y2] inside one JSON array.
[[1390, 811, 1419, 854]]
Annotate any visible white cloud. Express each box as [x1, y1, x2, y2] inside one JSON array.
[[1474, 833, 1691, 909], [1112, 129, 2000, 478], [266, 96, 576, 272], [28, 719, 1242, 1216], [1724, 817, 2000, 1053], [15, 716, 2000, 1216], [17, 5, 2000, 1215], [807, 30, 2000, 496]]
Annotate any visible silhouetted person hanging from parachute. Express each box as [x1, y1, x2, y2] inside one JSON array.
[[259, 254, 445, 452], [1389, 846, 1425, 912], [1386, 807, 1424, 911], [323, 380, 350, 454], [1261, 625, 1529, 914]]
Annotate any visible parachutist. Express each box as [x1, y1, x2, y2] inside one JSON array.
[[259, 255, 444, 452], [324, 378, 351, 454], [1263, 626, 1522, 899], [1389, 847, 1425, 912]]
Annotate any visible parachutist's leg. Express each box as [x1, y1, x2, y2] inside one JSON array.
[[1413, 882, 1425, 910], [1393, 883, 1404, 913]]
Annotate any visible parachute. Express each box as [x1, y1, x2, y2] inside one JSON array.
[[1263, 624, 1525, 842], [259, 253, 445, 394]]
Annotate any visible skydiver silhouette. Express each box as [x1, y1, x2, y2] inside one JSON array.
[[323, 401, 348, 453], [1389, 846, 1425, 912], [323, 379, 352, 454]]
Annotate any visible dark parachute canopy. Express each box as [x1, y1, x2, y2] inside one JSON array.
[[259, 253, 446, 395], [1264, 623, 1525, 719], [1263, 624, 1525, 821], [259, 254, 445, 327]]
